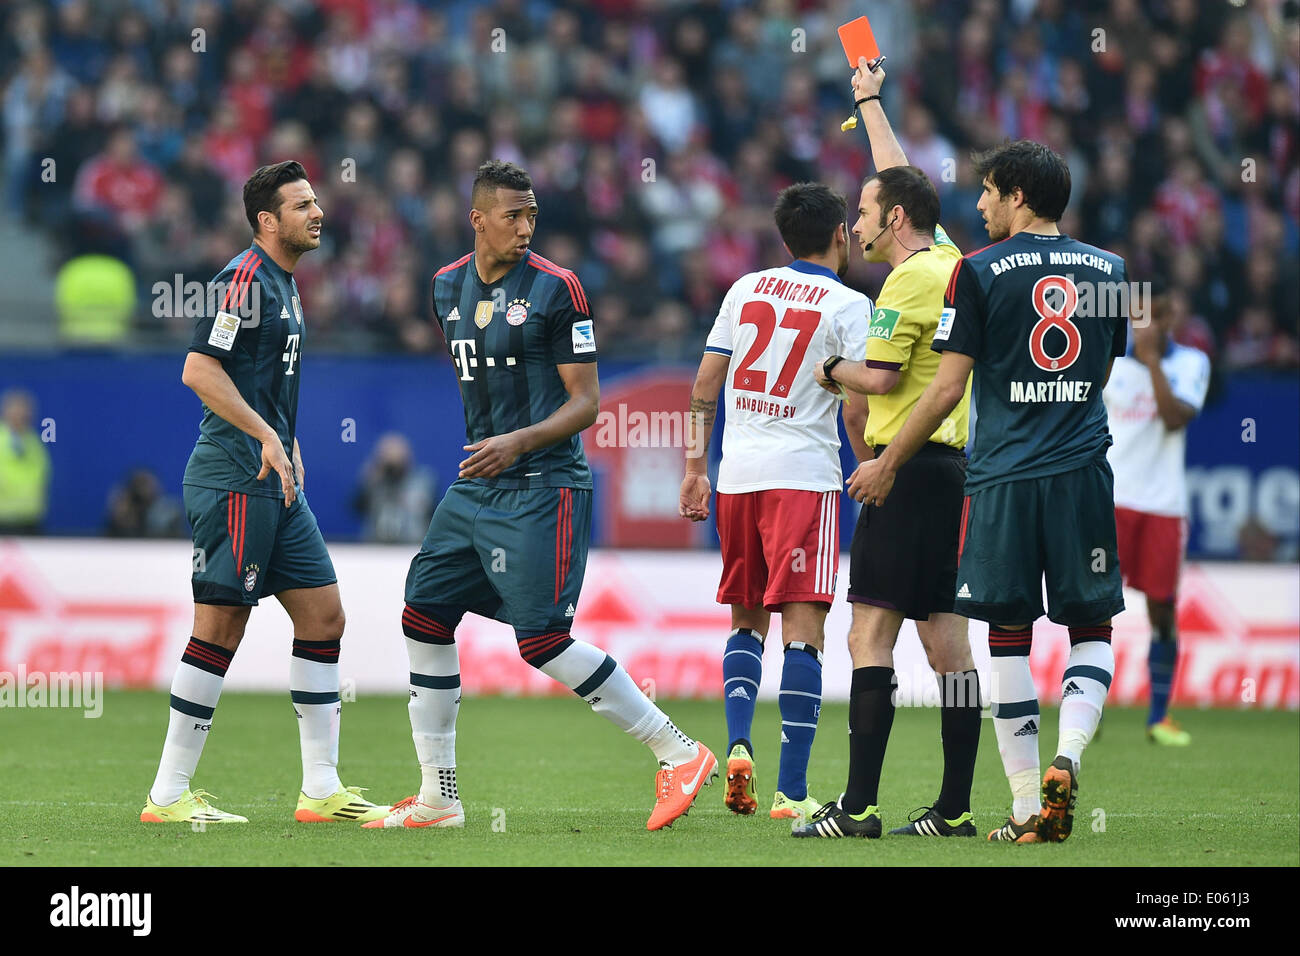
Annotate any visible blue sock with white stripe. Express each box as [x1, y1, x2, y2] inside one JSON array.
[[1147, 636, 1176, 725], [777, 642, 822, 801], [723, 628, 764, 754], [291, 638, 343, 799]]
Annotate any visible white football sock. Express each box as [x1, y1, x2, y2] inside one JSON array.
[[290, 641, 343, 799], [538, 639, 694, 763], [535, 637, 606, 686], [405, 636, 461, 804], [1009, 769, 1040, 822], [646, 718, 699, 767], [1057, 640, 1114, 774], [990, 654, 1041, 822], [150, 638, 231, 806]]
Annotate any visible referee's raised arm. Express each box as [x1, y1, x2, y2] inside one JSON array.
[[852, 56, 907, 172]]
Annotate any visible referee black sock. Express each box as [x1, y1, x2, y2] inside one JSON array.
[[842, 666, 895, 815], [934, 669, 981, 820]]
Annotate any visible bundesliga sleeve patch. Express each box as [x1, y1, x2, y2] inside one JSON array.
[[207, 311, 241, 351], [933, 307, 956, 342], [571, 319, 596, 354], [868, 307, 901, 340]]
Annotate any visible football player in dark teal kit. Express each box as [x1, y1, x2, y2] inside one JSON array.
[[143, 161, 390, 826], [369, 161, 715, 832], [849, 141, 1127, 845]]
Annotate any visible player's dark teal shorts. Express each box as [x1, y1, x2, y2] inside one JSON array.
[[954, 457, 1124, 627], [405, 480, 591, 631], [185, 485, 337, 606]]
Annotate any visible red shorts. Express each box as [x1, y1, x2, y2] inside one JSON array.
[[1115, 506, 1186, 603], [715, 489, 839, 611]]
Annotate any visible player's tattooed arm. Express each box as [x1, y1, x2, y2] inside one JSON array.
[[685, 352, 727, 469], [292, 437, 305, 490], [681, 398, 716, 523], [681, 352, 728, 521], [689, 396, 717, 432]]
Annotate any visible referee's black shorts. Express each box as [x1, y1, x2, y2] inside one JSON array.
[[848, 441, 967, 621]]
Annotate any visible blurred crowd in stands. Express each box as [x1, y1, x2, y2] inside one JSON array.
[[3, 0, 1298, 366]]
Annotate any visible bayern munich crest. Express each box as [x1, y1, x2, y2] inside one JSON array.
[[243, 563, 261, 593], [506, 298, 531, 326]]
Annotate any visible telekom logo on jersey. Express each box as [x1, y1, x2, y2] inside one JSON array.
[[449, 339, 518, 380]]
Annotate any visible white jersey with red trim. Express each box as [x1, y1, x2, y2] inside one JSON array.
[[1103, 344, 1210, 517], [705, 260, 872, 493]]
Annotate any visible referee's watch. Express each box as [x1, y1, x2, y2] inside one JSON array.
[[822, 355, 845, 383]]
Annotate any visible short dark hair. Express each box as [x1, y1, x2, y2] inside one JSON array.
[[972, 140, 1072, 222], [773, 182, 846, 259], [865, 165, 940, 235], [472, 159, 533, 209], [243, 161, 308, 233]]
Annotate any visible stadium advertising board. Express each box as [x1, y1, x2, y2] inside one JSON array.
[[1184, 376, 1299, 560], [1, 540, 1295, 709]]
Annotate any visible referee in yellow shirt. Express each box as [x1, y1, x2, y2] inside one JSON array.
[[793, 60, 979, 840]]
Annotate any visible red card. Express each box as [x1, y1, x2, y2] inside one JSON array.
[[837, 16, 881, 67]]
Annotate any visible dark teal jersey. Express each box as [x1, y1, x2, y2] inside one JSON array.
[[934, 232, 1128, 493], [184, 243, 305, 498], [432, 249, 596, 490]]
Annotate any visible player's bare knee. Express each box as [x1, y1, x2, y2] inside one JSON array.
[[845, 621, 874, 650], [779, 602, 828, 651], [922, 642, 972, 674], [204, 631, 244, 652], [731, 604, 769, 634], [292, 605, 344, 643], [321, 606, 346, 642], [918, 616, 973, 672], [849, 607, 896, 644], [193, 603, 249, 650], [847, 630, 893, 667], [781, 622, 826, 653], [845, 605, 898, 667]]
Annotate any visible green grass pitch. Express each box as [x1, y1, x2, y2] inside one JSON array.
[[3, 692, 1296, 867]]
